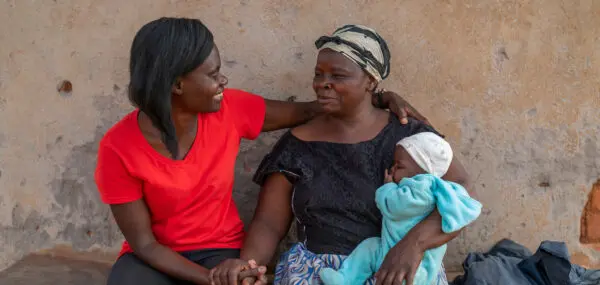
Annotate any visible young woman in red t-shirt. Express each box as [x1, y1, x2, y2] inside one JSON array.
[[95, 17, 428, 285]]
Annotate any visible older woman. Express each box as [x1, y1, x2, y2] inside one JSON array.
[[94, 18, 424, 285], [211, 25, 473, 285]]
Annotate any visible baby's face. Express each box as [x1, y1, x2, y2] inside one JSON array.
[[390, 146, 426, 183]]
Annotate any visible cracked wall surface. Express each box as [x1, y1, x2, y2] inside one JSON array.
[[1, 0, 599, 271]]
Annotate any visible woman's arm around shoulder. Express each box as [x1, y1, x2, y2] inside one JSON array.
[[247, 89, 431, 133], [262, 90, 432, 132]]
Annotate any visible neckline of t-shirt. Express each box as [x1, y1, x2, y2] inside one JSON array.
[[130, 109, 200, 166], [287, 113, 395, 145]]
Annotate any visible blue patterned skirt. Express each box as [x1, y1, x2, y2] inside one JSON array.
[[274, 243, 448, 285]]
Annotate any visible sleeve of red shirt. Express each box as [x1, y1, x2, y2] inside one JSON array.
[[224, 88, 266, 140], [94, 141, 143, 205]]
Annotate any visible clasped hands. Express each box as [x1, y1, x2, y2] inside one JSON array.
[[209, 258, 267, 285]]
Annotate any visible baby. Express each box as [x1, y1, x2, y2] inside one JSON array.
[[320, 132, 482, 285]]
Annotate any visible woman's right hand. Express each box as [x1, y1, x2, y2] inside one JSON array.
[[209, 259, 266, 285]]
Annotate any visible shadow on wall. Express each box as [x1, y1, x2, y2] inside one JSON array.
[[1, 84, 131, 266], [45, 87, 129, 250]]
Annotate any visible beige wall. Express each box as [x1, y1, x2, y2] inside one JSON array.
[[1, 0, 599, 271]]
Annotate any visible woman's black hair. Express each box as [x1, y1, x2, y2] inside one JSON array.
[[128, 17, 214, 159]]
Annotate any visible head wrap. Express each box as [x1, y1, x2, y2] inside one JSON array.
[[315, 24, 391, 82], [397, 132, 453, 177]]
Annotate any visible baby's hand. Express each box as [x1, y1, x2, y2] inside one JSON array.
[[384, 169, 394, 183]]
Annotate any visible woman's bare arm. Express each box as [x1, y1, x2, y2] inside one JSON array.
[[376, 157, 474, 285], [240, 173, 295, 266], [402, 156, 474, 251], [110, 200, 212, 285], [262, 100, 321, 132], [261, 91, 431, 132]]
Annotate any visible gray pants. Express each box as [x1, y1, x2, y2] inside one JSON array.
[[106, 248, 240, 285]]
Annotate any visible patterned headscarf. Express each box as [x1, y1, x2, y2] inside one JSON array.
[[315, 24, 391, 82]]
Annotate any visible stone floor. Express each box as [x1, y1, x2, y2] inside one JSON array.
[[0, 254, 110, 285]]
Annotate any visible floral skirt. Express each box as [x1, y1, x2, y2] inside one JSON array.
[[274, 243, 449, 285]]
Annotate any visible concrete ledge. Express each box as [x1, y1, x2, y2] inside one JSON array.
[[35, 245, 119, 265], [0, 247, 468, 285], [0, 254, 110, 285]]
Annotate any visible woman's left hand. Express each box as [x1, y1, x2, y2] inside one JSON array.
[[377, 90, 431, 126], [375, 237, 425, 285]]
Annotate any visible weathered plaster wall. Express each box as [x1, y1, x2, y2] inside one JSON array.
[[1, 0, 599, 271]]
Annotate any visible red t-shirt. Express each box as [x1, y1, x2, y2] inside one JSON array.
[[94, 88, 266, 256]]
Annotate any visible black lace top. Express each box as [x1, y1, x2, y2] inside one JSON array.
[[252, 116, 439, 255]]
